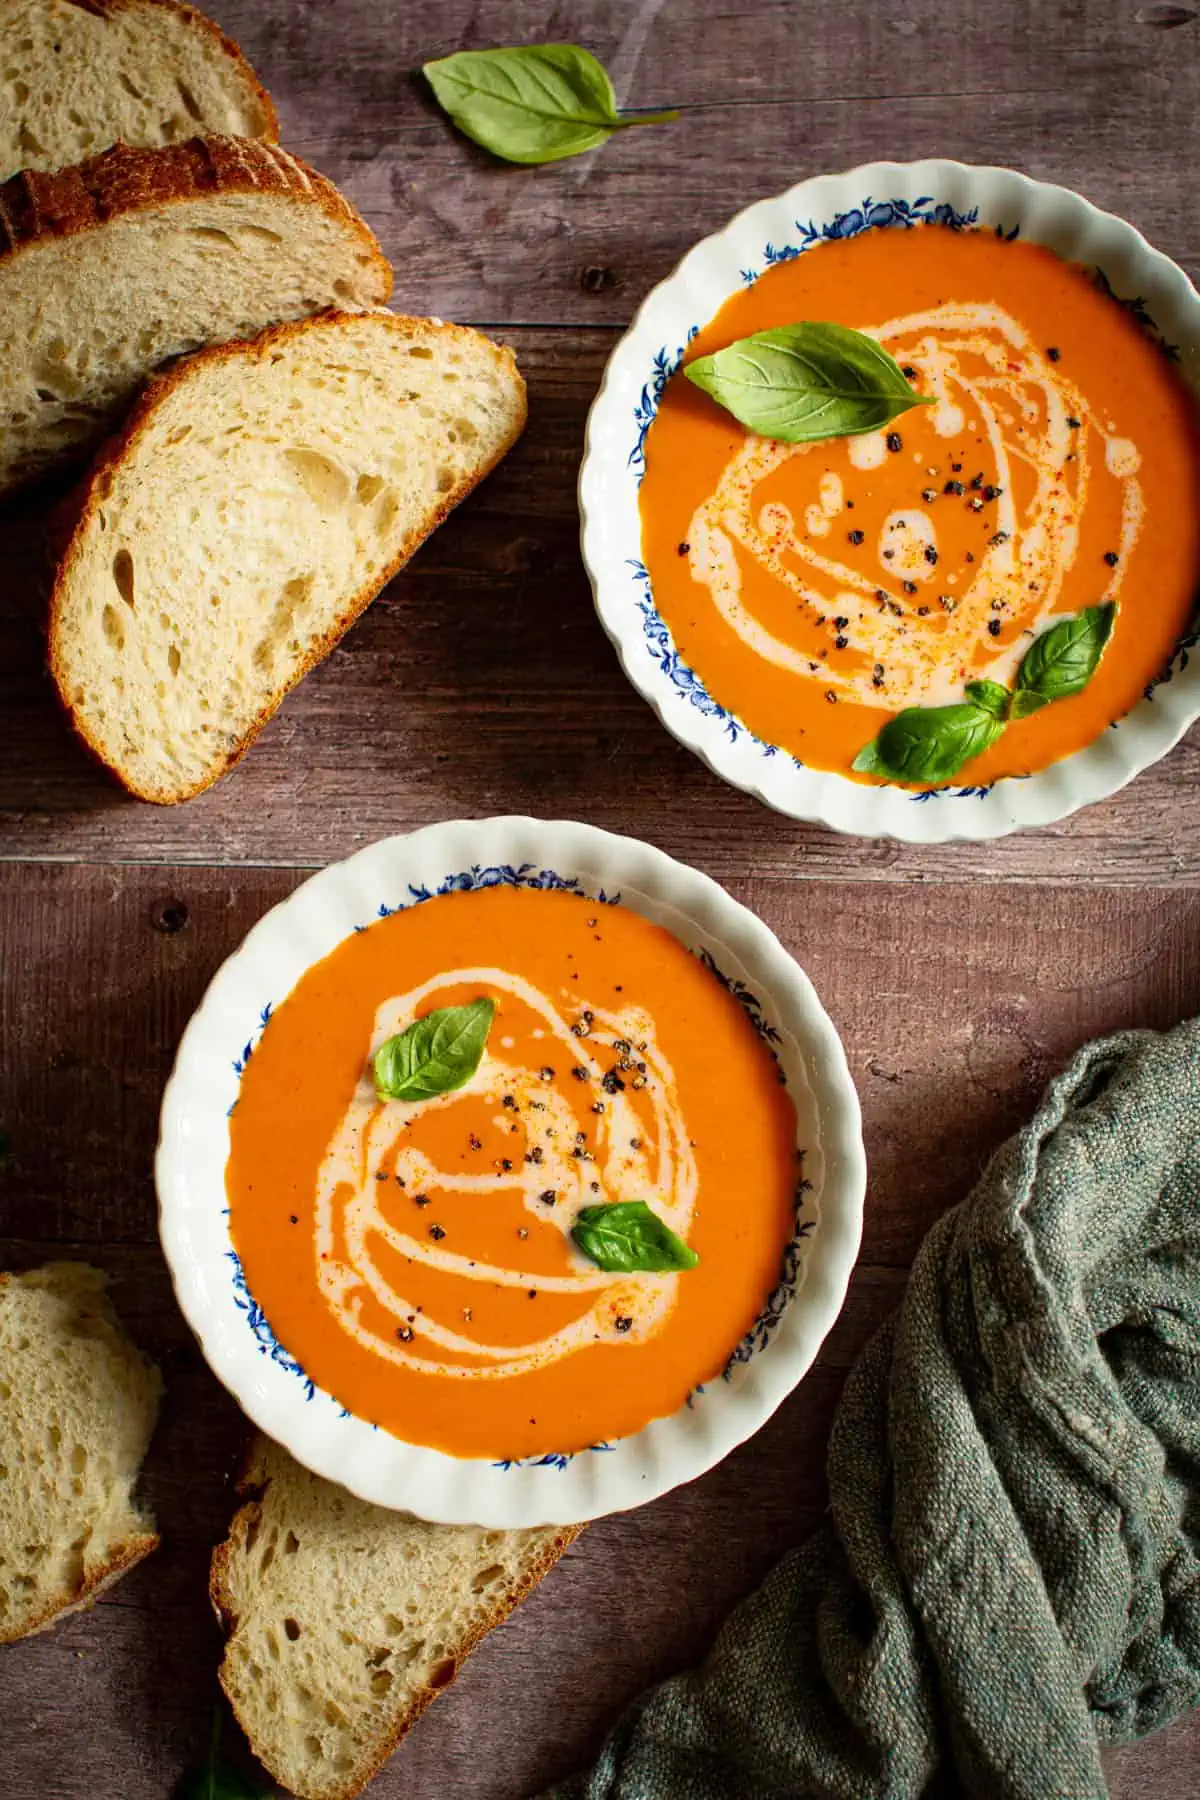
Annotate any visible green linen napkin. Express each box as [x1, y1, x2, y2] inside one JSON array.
[[549, 1018, 1200, 1800]]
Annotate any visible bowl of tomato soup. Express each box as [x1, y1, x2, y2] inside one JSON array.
[[581, 160, 1200, 840], [157, 818, 864, 1525]]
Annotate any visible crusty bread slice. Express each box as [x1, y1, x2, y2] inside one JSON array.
[[0, 136, 392, 492], [211, 1436, 580, 1800], [0, 1262, 162, 1643], [49, 309, 527, 802], [0, 0, 277, 182]]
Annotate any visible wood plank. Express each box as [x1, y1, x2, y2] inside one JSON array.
[[2, 864, 1196, 1253], [0, 1354, 854, 1800], [4, 1352, 1198, 1800], [3, 338, 1198, 880], [4, 0, 1200, 1791], [213, 0, 1200, 327], [1, 864, 1197, 1795], [1104, 1730, 1200, 1800]]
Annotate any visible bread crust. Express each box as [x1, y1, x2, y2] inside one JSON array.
[[0, 135, 384, 272], [0, 1530, 161, 1644], [45, 0, 281, 142], [0, 1265, 161, 1644], [47, 310, 527, 805], [209, 1437, 581, 1800]]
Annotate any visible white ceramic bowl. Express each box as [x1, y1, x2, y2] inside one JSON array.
[[157, 818, 865, 1526], [580, 159, 1200, 842]]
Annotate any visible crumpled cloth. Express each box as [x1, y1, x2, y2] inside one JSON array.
[[547, 1019, 1200, 1800]]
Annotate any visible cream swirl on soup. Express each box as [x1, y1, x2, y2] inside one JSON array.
[[686, 301, 1143, 709], [315, 967, 697, 1380], [226, 886, 798, 1460], [638, 226, 1200, 783]]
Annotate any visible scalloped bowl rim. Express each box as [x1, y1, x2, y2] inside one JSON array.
[[156, 817, 866, 1526], [579, 157, 1200, 842]]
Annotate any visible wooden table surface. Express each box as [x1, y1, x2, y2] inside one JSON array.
[[3, 2, 1200, 1795]]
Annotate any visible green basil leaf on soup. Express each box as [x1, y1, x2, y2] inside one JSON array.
[[852, 701, 1006, 785], [963, 678, 1012, 718], [373, 998, 495, 1102], [684, 321, 932, 444], [423, 44, 678, 165], [1014, 603, 1116, 705], [1009, 688, 1050, 720], [571, 1200, 699, 1273]]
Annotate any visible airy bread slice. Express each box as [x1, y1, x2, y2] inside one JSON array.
[[0, 0, 277, 182], [49, 310, 526, 802], [0, 136, 391, 492], [0, 1262, 162, 1643], [211, 1436, 580, 1800]]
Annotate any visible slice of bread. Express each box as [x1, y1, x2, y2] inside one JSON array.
[[0, 0, 277, 182], [0, 135, 392, 493], [211, 1436, 581, 1800], [0, 1262, 162, 1643], [49, 309, 527, 802]]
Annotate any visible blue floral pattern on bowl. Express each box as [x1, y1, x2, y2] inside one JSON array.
[[629, 329, 699, 480], [493, 1442, 617, 1473], [725, 1184, 815, 1373], [736, 193, 980, 286], [228, 1249, 315, 1399], [222, 863, 815, 1467], [626, 192, 1196, 803]]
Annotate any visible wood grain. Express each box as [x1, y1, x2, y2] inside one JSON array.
[[1, 864, 1197, 1797], [3, 0, 1200, 1793], [2, 336, 1198, 879], [3, 866, 1197, 1256], [222, 0, 1200, 329]]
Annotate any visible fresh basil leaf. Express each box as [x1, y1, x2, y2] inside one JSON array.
[[855, 603, 1116, 784], [850, 735, 892, 777], [571, 1200, 699, 1273], [175, 1759, 272, 1800], [852, 702, 1005, 784], [175, 1712, 274, 1800], [964, 679, 1011, 719], [684, 321, 932, 444], [1010, 688, 1050, 720], [373, 998, 495, 1102], [1014, 604, 1115, 703], [423, 44, 678, 165]]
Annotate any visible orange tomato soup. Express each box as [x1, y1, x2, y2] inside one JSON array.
[[640, 226, 1200, 783], [226, 886, 798, 1459]]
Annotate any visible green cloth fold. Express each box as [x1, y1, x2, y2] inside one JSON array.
[[550, 1019, 1200, 1800]]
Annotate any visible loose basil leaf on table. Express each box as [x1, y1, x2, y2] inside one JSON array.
[[174, 1712, 274, 1800], [1012, 603, 1115, 711], [373, 997, 495, 1102], [684, 321, 932, 444], [853, 701, 1006, 785], [571, 1200, 699, 1273], [423, 44, 678, 165], [175, 1758, 272, 1800]]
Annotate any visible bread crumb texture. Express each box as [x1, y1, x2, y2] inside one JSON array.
[[211, 1436, 579, 1800], [50, 311, 527, 803], [0, 1262, 162, 1643], [0, 135, 392, 492], [0, 0, 277, 181]]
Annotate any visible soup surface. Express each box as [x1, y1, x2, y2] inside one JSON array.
[[640, 225, 1200, 783], [226, 885, 799, 1459]]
